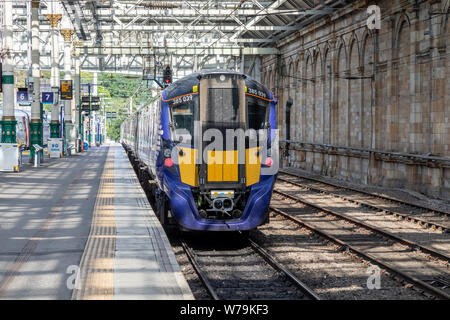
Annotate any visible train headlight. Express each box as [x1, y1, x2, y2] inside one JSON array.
[[163, 148, 172, 158]]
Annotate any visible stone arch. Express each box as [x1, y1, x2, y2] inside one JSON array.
[[335, 42, 348, 146], [286, 60, 295, 141], [394, 16, 413, 153], [266, 68, 272, 92], [361, 31, 375, 149], [393, 12, 412, 49], [313, 48, 324, 143], [305, 51, 315, 143], [323, 44, 333, 144], [349, 33, 361, 147], [298, 54, 307, 142]]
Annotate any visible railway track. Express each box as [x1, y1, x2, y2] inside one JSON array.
[[180, 237, 320, 300], [272, 187, 450, 263], [269, 191, 450, 300], [278, 170, 450, 232]]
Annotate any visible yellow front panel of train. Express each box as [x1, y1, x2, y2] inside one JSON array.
[[246, 147, 261, 186], [223, 150, 238, 181], [207, 150, 239, 182], [207, 150, 223, 182], [179, 147, 198, 187]]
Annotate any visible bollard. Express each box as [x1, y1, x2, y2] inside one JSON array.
[[34, 150, 40, 167], [32, 144, 44, 168]]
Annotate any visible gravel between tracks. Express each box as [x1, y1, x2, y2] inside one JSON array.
[[275, 180, 450, 256], [270, 193, 450, 293], [250, 213, 427, 300]]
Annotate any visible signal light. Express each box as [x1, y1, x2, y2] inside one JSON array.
[[164, 158, 174, 167], [163, 66, 172, 86]]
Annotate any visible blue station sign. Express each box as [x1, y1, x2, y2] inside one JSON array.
[[42, 92, 54, 104]]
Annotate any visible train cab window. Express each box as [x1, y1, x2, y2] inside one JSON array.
[[169, 94, 196, 144], [206, 87, 240, 129], [247, 96, 269, 131]]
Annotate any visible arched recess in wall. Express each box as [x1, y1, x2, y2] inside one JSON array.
[[305, 52, 315, 143], [314, 50, 323, 143], [287, 61, 295, 139], [268, 68, 274, 94], [293, 58, 300, 140], [349, 34, 361, 147], [298, 55, 306, 141], [362, 31, 375, 150], [336, 41, 348, 146], [279, 62, 289, 137], [261, 69, 266, 87], [394, 16, 412, 153], [323, 45, 332, 144]]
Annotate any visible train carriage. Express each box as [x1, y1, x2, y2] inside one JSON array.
[[121, 70, 278, 232]]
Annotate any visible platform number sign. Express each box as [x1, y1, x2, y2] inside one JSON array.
[[17, 88, 30, 105], [42, 92, 54, 104], [60, 80, 73, 100]]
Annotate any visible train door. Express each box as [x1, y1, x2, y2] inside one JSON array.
[[198, 73, 247, 190]]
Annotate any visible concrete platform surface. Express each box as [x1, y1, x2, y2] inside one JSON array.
[[0, 144, 193, 300]]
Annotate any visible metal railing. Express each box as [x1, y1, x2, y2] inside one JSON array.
[[280, 140, 450, 168]]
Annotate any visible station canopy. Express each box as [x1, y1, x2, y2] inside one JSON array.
[[7, 0, 354, 78]]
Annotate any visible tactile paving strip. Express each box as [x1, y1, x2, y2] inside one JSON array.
[[72, 147, 116, 300]]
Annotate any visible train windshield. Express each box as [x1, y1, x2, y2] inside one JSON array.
[[206, 87, 241, 130], [169, 94, 196, 144], [247, 96, 269, 131]]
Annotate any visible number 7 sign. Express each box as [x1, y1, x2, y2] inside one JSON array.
[[42, 92, 54, 104]]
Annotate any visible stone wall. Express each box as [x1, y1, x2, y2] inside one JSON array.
[[262, 0, 450, 199]]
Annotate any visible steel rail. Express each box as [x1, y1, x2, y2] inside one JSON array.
[[248, 239, 321, 300], [277, 175, 449, 233], [279, 169, 450, 218], [272, 189, 450, 264], [181, 237, 320, 300], [180, 239, 220, 300], [269, 206, 450, 300]]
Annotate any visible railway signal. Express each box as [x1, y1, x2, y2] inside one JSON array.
[[163, 66, 172, 87]]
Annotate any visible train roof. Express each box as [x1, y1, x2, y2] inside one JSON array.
[[162, 70, 271, 102]]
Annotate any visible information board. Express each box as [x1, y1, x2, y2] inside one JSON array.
[[48, 138, 63, 158], [60, 80, 73, 100]]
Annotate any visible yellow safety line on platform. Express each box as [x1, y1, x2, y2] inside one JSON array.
[[72, 147, 116, 300]]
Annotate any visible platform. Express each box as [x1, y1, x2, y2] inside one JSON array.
[[0, 144, 193, 300]]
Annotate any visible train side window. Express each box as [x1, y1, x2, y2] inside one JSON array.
[[169, 94, 196, 145]]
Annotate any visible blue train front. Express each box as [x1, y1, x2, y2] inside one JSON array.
[[122, 71, 278, 232]]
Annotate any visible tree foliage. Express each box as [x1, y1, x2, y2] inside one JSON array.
[[106, 118, 123, 142]]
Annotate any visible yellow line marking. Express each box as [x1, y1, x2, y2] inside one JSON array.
[[72, 147, 116, 300]]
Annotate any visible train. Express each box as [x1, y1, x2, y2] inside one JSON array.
[[0, 108, 50, 149], [121, 70, 278, 232]]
